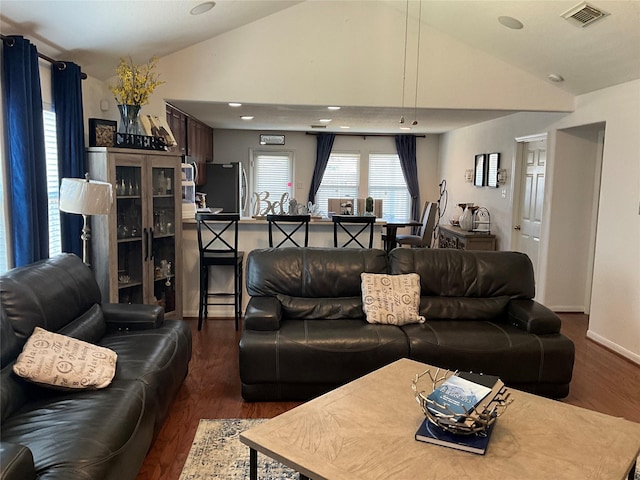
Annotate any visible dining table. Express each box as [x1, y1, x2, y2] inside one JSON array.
[[382, 218, 423, 252]]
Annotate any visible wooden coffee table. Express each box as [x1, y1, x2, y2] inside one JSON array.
[[240, 358, 640, 480]]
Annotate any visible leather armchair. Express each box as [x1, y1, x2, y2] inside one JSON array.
[[0, 254, 192, 480]]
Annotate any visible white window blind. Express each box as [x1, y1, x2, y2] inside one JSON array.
[[0, 151, 7, 273], [368, 153, 411, 219], [43, 109, 62, 258], [315, 153, 359, 216], [252, 151, 293, 214]]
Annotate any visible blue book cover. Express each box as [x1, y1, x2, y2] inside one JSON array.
[[426, 375, 492, 420], [415, 418, 496, 455]]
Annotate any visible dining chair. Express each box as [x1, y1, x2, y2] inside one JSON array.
[[267, 214, 310, 247], [332, 215, 376, 248], [396, 201, 437, 248], [196, 213, 243, 331]]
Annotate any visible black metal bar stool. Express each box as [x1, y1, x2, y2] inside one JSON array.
[[196, 213, 243, 331], [267, 214, 310, 247], [332, 215, 376, 248]]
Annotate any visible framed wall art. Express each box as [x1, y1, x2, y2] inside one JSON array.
[[474, 154, 486, 187], [487, 153, 500, 188], [89, 119, 117, 147], [260, 134, 285, 145]]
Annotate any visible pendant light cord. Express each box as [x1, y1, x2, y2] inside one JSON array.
[[400, 0, 409, 122], [413, 0, 422, 125]]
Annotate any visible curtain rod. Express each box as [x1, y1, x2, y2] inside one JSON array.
[[1, 34, 87, 80], [305, 132, 426, 138]]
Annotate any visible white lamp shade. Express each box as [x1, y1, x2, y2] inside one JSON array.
[[59, 178, 113, 215]]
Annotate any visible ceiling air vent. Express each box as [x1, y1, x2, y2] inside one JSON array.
[[561, 2, 609, 27], [310, 125, 327, 129]]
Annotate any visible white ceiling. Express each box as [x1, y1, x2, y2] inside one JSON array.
[[2, 0, 639, 133]]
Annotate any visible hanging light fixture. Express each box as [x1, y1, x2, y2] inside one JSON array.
[[400, 0, 422, 127], [400, 0, 409, 124], [412, 0, 422, 126]]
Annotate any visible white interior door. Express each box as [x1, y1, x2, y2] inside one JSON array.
[[514, 136, 547, 280]]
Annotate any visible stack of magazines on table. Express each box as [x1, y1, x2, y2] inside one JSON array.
[[413, 370, 512, 455]]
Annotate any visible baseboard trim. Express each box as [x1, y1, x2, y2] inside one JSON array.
[[586, 329, 640, 365], [550, 305, 584, 312]]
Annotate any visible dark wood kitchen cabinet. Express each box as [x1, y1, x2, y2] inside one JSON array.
[[166, 104, 187, 155], [166, 103, 213, 186]]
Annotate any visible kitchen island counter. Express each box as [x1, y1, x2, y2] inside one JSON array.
[[181, 217, 386, 317]]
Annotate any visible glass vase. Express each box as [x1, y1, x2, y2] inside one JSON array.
[[117, 104, 142, 136]]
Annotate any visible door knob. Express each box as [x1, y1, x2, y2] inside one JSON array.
[[514, 225, 521, 230]]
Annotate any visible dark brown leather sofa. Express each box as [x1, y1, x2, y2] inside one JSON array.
[[0, 254, 192, 480], [239, 247, 574, 401]]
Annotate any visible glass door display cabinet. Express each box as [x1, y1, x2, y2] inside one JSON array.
[[87, 147, 183, 319]]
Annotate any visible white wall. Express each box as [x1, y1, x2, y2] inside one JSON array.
[[544, 124, 603, 311], [437, 112, 566, 250], [147, 0, 572, 116], [438, 80, 640, 364], [552, 80, 640, 364], [82, 76, 118, 126]]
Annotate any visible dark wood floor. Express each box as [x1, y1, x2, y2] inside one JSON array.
[[136, 313, 640, 480]]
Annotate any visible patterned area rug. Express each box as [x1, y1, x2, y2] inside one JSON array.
[[179, 419, 297, 480], [181, 418, 640, 479]]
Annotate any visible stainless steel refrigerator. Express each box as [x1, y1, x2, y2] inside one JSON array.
[[199, 162, 247, 215]]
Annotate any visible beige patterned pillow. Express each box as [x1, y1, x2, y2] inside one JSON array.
[[13, 327, 117, 390], [361, 273, 425, 325]]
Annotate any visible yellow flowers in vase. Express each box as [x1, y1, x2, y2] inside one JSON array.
[[109, 56, 164, 136], [109, 56, 164, 106]]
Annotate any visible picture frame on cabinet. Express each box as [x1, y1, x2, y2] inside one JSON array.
[[89, 119, 117, 147], [474, 154, 486, 187], [140, 114, 177, 147]]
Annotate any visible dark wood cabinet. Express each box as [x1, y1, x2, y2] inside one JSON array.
[[186, 116, 198, 157], [166, 104, 213, 186], [438, 225, 496, 251], [202, 123, 213, 164], [166, 104, 187, 156]]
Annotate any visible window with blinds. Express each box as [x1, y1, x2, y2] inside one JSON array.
[[0, 108, 60, 273], [368, 153, 410, 219], [43, 108, 62, 258], [315, 153, 359, 216], [251, 151, 293, 214], [0, 145, 7, 272]]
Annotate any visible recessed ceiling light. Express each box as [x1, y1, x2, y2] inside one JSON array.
[[241, 115, 254, 121], [498, 16, 524, 29], [400, 126, 412, 131], [327, 106, 341, 110], [319, 118, 332, 123], [340, 125, 351, 129], [548, 73, 565, 82], [190, 1, 215, 15], [228, 102, 242, 107]]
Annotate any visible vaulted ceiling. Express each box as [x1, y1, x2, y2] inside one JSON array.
[[2, 0, 639, 133]]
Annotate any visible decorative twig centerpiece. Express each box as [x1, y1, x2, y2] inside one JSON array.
[[412, 368, 512, 436], [109, 56, 164, 136]]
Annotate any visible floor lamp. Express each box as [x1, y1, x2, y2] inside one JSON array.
[[59, 174, 113, 267]]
